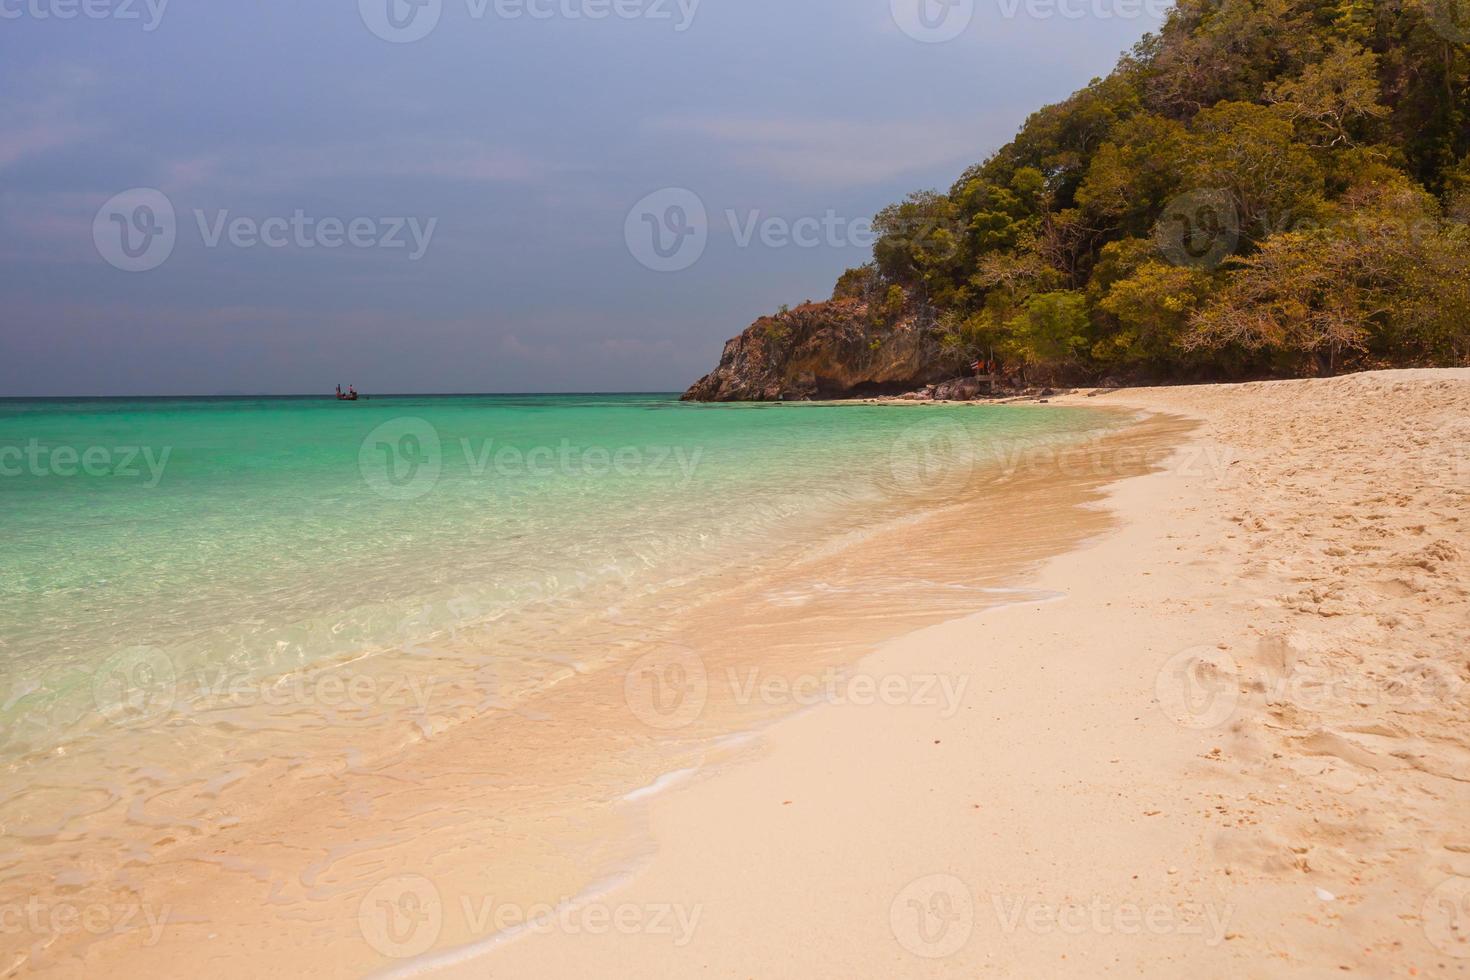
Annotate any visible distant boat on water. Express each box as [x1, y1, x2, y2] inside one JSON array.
[[335, 384, 360, 401]]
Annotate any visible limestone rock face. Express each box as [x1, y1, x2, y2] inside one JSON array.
[[681, 300, 966, 401]]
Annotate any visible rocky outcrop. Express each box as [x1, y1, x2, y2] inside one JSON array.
[[929, 377, 987, 401], [681, 299, 968, 401]]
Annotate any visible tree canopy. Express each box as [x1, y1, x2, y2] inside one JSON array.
[[833, 0, 1470, 379]]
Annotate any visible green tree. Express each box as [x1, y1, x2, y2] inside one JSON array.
[[1185, 101, 1326, 246], [871, 191, 966, 306], [1267, 41, 1390, 147], [1075, 115, 1191, 235], [1004, 291, 1092, 371], [1185, 178, 1464, 372], [832, 265, 877, 301], [723, 0, 1470, 394], [1096, 260, 1215, 367]]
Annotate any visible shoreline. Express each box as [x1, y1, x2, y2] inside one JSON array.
[[11, 402, 1164, 977], [436, 368, 1470, 977], [10, 370, 1466, 976]]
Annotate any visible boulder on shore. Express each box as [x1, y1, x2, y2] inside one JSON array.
[[930, 377, 989, 401]]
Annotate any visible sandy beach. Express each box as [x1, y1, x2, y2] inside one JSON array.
[[9, 0, 1468, 971], [436, 368, 1470, 978], [8, 370, 1467, 978]]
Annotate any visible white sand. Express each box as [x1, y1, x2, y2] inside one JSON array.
[[442, 369, 1470, 978]]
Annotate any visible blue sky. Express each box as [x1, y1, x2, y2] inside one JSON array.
[[0, 0, 1165, 395]]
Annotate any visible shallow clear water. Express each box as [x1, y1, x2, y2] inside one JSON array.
[[0, 393, 1114, 761], [0, 392, 1146, 973]]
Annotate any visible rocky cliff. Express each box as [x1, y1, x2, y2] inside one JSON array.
[[681, 299, 968, 401]]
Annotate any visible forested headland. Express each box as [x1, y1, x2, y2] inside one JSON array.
[[687, 0, 1470, 399]]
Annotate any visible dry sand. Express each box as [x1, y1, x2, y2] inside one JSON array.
[[439, 369, 1470, 978]]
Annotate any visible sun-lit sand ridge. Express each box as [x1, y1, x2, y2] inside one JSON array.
[[455, 368, 1470, 977]]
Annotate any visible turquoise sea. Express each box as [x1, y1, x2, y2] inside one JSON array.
[[0, 393, 1119, 826], [0, 393, 1138, 969]]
